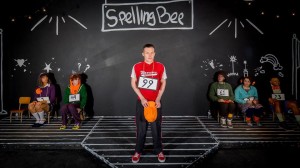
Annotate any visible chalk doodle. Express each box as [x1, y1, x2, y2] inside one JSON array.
[[227, 55, 238, 77], [12, 59, 31, 76], [254, 66, 265, 77], [72, 58, 91, 74], [243, 60, 248, 77], [292, 34, 300, 99], [209, 18, 263, 39], [31, 15, 87, 36], [102, 0, 193, 32], [15, 59, 27, 67], [260, 54, 283, 71], [43, 63, 52, 73], [200, 59, 223, 76]]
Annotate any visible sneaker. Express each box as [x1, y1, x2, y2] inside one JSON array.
[[32, 123, 41, 127], [131, 152, 140, 163], [59, 125, 66, 130], [157, 152, 166, 163], [279, 122, 293, 131], [256, 122, 262, 127], [246, 121, 253, 126], [220, 117, 227, 128], [72, 124, 80, 130], [227, 119, 233, 128]]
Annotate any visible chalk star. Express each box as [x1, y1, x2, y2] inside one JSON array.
[[43, 63, 52, 73]]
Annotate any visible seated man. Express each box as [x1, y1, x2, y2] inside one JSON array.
[[267, 76, 300, 130]]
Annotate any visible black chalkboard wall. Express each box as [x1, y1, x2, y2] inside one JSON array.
[[1, 0, 300, 116]]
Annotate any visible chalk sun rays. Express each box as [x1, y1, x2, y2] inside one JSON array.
[[209, 18, 263, 38], [31, 15, 87, 35]]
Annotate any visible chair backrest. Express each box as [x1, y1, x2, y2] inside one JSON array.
[[19, 97, 31, 105]]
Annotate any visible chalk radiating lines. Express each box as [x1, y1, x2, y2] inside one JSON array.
[[209, 19, 228, 35], [56, 16, 58, 35], [209, 18, 264, 38], [245, 19, 264, 34], [235, 18, 237, 38], [31, 15, 87, 35], [68, 15, 87, 29], [31, 15, 48, 31]]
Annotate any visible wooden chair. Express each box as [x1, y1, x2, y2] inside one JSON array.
[[10, 97, 31, 123]]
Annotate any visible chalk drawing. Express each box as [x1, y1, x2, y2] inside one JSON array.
[[260, 54, 283, 70], [102, 0, 193, 32], [243, 60, 248, 77], [72, 58, 91, 74], [43, 63, 52, 73], [200, 59, 223, 76], [12, 59, 31, 75], [254, 66, 265, 77], [15, 59, 27, 67], [292, 34, 300, 99], [209, 18, 263, 39], [84, 64, 90, 72], [0, 29, 7, 115], [31, 14, 87, 35], [227, 55, 238, 77]]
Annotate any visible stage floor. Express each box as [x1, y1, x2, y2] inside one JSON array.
[[1, 115, 299, 168]]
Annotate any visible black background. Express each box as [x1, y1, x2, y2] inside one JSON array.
[[0, 0, 299, 116]]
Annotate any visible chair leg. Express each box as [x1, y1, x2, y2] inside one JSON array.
[[48, 112, 50, 124], [10, 112, 12, 123], [20, 113, 23, 123]]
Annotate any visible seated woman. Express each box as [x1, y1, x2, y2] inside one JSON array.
[[208, 71, 235, 128], [28, 72, 56, 127], [234, 76, 263, 127], [59, 73, 87, 130], [267, 76, 300, 130]]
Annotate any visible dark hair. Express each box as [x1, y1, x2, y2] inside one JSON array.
[[143, 44, 155, 50], [37, 72, 50, 86], [213, 70, 227, 82], [242, 76, 254, 84]]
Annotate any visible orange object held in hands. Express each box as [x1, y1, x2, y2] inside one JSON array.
[[35, 88, 42, 94], [144, 101, 157, 122]]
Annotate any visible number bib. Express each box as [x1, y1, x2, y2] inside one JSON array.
[[272, 94, 285, 101], [138, 77, 158, 91], [37, 97, 50, 103], [69, 94, 80, 102], [217, 89, 229, 96]]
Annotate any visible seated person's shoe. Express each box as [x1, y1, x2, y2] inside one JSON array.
[[227, 119, 233, 128], [256, 122, 262, 127], [220, 117, 227, 128], [157, 152, 166, 163], [59, 125, 66, 130], [246, 121, 253, 126], [131, 152, 141, 163], [72, 124, 80, 130], [32, 123, 41, 127]]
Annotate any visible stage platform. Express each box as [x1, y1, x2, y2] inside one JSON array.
[[0, 115, 299, 168]]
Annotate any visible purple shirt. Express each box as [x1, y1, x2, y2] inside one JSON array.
[[33, 84, 56, 105]]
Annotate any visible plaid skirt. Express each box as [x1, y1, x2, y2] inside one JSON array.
[[239, 103, 263, 113]]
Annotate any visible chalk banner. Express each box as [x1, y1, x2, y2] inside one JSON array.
[[102, 0, 193, 32]]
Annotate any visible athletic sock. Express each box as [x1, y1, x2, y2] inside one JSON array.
[[32, 113, 40, 123], [276, 113, 284, 122], [37, 111, 45, 124]]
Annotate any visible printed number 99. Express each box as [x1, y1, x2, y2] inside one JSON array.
[[142, 79, 153, 88]]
